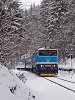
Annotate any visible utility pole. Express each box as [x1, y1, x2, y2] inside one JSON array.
[[70, 54, 73, 69], [23, 56, 26, 69]]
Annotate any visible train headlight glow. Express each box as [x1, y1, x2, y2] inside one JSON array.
[[54, 65, 55, 67], [41, 65, 43, 67]]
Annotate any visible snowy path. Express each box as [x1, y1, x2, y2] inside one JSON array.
[[25, 71, 75, 100]]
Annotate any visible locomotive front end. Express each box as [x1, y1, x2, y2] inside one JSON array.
[[36, 48, 58, 76]]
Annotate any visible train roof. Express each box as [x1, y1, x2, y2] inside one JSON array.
[[38, 47, 58, 50]]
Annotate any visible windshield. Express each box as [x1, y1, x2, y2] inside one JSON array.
[[39, 50, 57, 56]]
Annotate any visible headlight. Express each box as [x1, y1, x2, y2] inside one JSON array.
[[41, 65, 43, 67], [54, 65, 55, 67]]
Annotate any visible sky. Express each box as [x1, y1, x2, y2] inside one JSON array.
[[19, 0, 43, 9]]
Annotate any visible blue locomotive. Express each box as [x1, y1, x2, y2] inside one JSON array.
[[25, 47, 58, 76]]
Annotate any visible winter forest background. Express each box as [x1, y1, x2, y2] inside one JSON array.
[[0, 0, 75, 68]]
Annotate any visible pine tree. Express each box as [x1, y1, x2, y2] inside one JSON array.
[[0, 0, 24, 67]]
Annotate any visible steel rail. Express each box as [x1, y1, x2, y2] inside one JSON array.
[[44, 77, 75, 93]]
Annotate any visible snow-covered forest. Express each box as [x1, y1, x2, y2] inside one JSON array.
[[0, 0, 75, 68]]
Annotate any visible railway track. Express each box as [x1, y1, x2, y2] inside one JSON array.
[[44, 77, 75, 93], [55, 77, 75, 84]]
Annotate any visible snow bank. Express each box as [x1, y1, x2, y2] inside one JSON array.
[[0, 63, 34, 100]]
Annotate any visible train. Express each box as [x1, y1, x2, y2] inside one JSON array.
[[16, 47, 58, 76], [26, 47, 58, 76]]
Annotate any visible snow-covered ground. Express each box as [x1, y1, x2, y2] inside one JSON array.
[[0, 59, 75, 100], [14, 70, 75, 100], [0, 63, 35, 100]]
